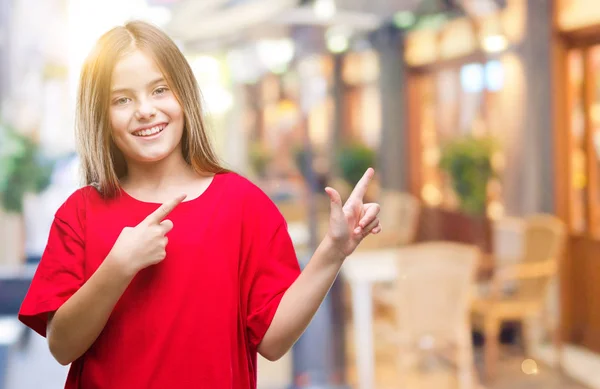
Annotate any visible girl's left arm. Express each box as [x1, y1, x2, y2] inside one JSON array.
[[258, 168, 381, 361]]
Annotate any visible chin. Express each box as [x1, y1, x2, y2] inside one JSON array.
[[120, 147, 173, 164], [139, 154, 170, 163]]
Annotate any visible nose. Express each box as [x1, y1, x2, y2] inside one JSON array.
[[135, 99, 156, 120]]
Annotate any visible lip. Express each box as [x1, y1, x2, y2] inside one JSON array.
[[131, 122, 168, 134], [131, 122, 168, 140]]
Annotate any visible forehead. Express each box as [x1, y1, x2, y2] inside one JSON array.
[[111, 49, 164, 89]]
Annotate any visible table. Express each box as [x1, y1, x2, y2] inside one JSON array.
[[340, 248, 401, 389], [287, 220, 399, 389]]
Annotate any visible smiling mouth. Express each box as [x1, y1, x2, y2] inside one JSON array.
[[132, 123, 167, 137]]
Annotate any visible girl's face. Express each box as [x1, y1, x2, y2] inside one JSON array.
[[109, 49, 184, 166]]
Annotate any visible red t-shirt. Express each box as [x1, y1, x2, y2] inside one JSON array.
[[18, 172, 301, 389]]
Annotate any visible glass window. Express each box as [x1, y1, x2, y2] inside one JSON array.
[[417, 59, 506, 216], [563, 44, 600, 237]]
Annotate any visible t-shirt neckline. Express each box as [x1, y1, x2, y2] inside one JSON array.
[[118, 173, 222, 207]]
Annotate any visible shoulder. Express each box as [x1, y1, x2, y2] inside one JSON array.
[[54, 185, 102, 223], [58, 185, 101, 209], [216, 172, 285, 225], [217, 172, 272, 204]]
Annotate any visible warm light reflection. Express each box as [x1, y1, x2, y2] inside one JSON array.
[[521, 359, 539, 375], [313, 0, 336, 20], [327, 35, 349, 54], [424, 147, 441, 167], [190, 55, 221, 84], [487, 201, 505, 220], [422, 183, 442, 206], [257, 39, 295, 73], [326, 26, 351, 54], [189, 55, 233, 115], [482, 34, 508, 53], [491, 152, 505, 172]]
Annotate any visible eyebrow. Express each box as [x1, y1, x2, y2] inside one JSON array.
[[111, 77, 167, 95]]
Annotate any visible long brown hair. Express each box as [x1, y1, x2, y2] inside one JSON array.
[[76, 20, 228, 197]]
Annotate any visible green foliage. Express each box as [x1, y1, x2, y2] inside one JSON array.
[[0, 123, 55, 213], [338, 144, 376, 187], [248, 142, 272, 178], [439, 135, 498, 216]]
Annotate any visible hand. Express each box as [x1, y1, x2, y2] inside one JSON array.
[[325, 168, 381, 258], [108, 194, 186, 276]]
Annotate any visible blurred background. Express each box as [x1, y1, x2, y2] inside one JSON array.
[[1, 0, 600, 388]]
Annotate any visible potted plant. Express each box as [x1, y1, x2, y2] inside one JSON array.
[[248, 141, 273, 179], [439, 134, 498, 216], [0, 122, 54, 265]]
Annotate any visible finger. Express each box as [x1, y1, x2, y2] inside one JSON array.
[[325, 187, 343, 215], [160, 219, 174, 234], [355, 217, 380, 236], [371, 224, 382, 234], [358, 203, 380, 229], [348, 168, 374, 202], [362, 218, 380, 236], [144, 194, 187, 225]]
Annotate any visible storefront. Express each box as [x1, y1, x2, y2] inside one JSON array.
[[403, 0, 526, 252], [339, 50, 381, 149], [244, 58, 322, 168], [242, 46, 383, 201], [553, 0, 600, 354]]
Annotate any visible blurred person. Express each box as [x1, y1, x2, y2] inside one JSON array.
[[16, 21, 381, 389]]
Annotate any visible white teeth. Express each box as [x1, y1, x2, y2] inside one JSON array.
[[134, 125, 165, 137]]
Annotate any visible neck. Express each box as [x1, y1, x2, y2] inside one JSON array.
[[122, 148, 197, 191]]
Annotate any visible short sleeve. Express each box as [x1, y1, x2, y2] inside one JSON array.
[[18, 193, 86, 337], [246, 222, 301, 349]]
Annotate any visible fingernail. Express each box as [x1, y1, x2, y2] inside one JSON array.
[[354, 227, 361, 234]]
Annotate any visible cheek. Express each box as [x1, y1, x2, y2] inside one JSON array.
[[161, 100, 185, 136], [163, 97, 184, 121], [109, 110, 129, 135]]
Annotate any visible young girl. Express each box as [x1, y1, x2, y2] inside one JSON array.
[[18, 20, 381, 389]]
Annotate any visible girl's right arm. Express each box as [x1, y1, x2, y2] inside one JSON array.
[[46, 194, 186, 365], [47, 256, 134, 365]]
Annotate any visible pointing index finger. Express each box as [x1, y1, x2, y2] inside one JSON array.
[[348, 168, 374, 202], [144, 194, 187, 225]]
